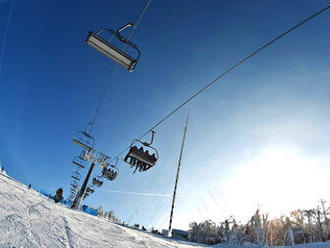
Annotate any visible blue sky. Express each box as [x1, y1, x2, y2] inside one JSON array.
[[1, 0, 330, 230]]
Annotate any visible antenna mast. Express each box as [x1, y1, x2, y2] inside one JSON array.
[[168, 113, 190, 236]]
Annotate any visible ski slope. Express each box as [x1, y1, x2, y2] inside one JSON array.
[[1, 173, 330, 248], [0, 173, 210, 248]]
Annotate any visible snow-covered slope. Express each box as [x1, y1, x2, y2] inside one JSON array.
[[0, 173, 209, 248], [1, 173, 330, 248]]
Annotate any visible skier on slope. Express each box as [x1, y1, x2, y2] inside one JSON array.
[[54, 188, 63, 203]]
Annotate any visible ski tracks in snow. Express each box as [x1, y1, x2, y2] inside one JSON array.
[[62, 216, 74, 248]]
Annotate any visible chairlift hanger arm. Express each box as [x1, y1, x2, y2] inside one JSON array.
[[96, 22, 132, 36], [117, 23, 133, 33], [83, 123, 94, 139], [135, 130, 155, 146]]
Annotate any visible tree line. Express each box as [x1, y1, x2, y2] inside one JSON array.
[[97, 206, 122, 223], [188, 199, 330, 246]]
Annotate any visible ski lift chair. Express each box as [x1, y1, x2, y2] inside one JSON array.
[[109, 165, 119, 180], [73, 123, 95, 152], [102, 165, 118, 181], [86, 23, 141, 72], [96, 152, 110, 169], [71, 171, 81, 181], [86, 187, 94, 194], [82, 150, 91, 161], [70, 182, 78, 190], [107, 165, 118, 181], [124, 131, 159, 172], [104, 158, 119, 180], [68, 194, 75, 200], [92, 176, 103, 187], [72, 152, 88, 169]]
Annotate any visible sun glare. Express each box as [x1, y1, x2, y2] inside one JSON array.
[[223, 147, 330, 220]]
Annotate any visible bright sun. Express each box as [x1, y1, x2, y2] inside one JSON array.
[[223, 147, 330, 220]]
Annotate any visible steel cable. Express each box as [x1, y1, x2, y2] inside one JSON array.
[[111, 5, 330, 161]]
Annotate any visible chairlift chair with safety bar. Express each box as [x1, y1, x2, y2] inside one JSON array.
[[70, 189, 76, 195], [72, 151, 89, 169], [70, 180, 78, 188], [86, 23, 141, 72], [124, 130, 159, 172], [71, 171, 81, 181], [82, 150, 91, 161], [72, 123, 95, 152], [86, 187, 95, 194], [70, 182, 78, 190], [108, 158, 120, 180], [110, 164, 119, 180], [68, 194, 75, 200], [96, 152, 110, 169], [102, 164, 118, 181], [92, 176, 103, 187]]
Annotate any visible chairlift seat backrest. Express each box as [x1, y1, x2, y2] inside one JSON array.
[[73, 125, 95, 152], [71, 171, 81, 181], [73, 138, 93, 152], [92, 177, 103, 187], [109, 170, 117, 181], [73, 160, 85, 168], [82, 151, 90, 161], [128, 146, 157, 166], [86, 187, 94, 193], [71, 175, 80, 181], [86, 29, 140, 72], [102, 166, 118, 181], [70, 183, 78, 189]]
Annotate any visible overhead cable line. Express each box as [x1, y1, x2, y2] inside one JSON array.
[[70, 0, 152, 207], [112, 5, 330, 160], [90, 0, 152, 131]]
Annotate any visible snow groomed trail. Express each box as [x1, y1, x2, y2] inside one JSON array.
[[1, 173, 330, 248], [0, 173, 208, 248]]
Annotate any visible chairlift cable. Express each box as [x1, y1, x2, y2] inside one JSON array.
[[127, 0, 152, 42], [90, 0, 152, 131], [111, 5, 330, 161], [90, 64, 116, 130]]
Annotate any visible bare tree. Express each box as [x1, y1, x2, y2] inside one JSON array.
[[251, 209, 269, 247], [320, 199, 330, 240], [284, 217, 295, 245], [290, 209, 306, 243]]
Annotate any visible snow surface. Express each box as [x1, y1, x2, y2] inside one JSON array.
[[0, 165, 6, 176], [1, 173, 330, 248]]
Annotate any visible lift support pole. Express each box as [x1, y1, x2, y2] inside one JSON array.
[[71, 162, 95, 210], [168, 113, 190, 237]]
